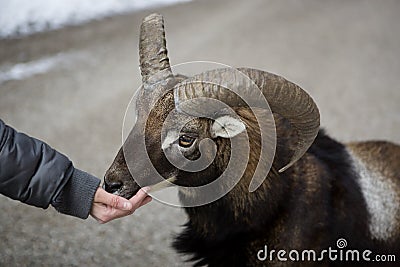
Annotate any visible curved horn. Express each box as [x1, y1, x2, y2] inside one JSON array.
[[173, 67, 320, 172], [139, 13, 173, 89]]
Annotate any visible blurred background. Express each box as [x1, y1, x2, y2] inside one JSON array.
[[0, 0, 399, 266]]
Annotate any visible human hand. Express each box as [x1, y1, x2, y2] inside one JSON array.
[[90, 187, 152, 223]]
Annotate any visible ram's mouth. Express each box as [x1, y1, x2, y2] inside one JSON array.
[[119, 187, 140, 200], [102, 183, 136, 200], [111, 176, 178, 200]]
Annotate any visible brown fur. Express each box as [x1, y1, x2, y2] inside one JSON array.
[[105, 90, 400, 266]]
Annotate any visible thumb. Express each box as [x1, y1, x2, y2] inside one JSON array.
[[94, 188, 133, 210]]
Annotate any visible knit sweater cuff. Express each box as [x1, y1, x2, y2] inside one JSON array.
[[52, 169, 100, 219]]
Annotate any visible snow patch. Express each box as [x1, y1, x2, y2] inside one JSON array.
[[0, 52, 85, 84], [0, 0, 191, 38]]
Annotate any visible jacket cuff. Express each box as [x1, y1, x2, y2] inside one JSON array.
[[52, 169, 100, 219]]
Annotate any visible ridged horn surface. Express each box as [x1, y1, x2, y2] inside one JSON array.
[[173, 67, 320, 172], [139, 13, 173, 89]]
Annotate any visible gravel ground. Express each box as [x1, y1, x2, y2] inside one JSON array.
[[0, 0, 399, 266]]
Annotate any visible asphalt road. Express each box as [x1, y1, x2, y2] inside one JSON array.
[[0, 0, 399, 266]]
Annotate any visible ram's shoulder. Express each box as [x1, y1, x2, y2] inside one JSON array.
[[346, 140, 400, 182]]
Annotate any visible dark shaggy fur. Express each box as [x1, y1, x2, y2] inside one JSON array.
[[173, 129, 398, 266]]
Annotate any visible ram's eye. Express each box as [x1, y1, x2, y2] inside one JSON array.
[[178, 135, 196, 148]]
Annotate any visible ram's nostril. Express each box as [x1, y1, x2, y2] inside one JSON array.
[[104, 181, 123, 194]]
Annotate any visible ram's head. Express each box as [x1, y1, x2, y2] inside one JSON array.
[[104, 14, 319, 205]]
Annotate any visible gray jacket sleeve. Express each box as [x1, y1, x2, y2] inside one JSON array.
[[0, 119, 100, 219]]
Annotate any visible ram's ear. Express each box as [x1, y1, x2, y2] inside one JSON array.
[[211, 115, 246, 138]]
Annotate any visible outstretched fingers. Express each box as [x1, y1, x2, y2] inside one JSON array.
[[94, 188, 133, 210], [90, 187, 152, 223]]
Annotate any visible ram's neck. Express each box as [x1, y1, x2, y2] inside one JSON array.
[[180, 164, 290, 239], [179, 111, 298, 239]]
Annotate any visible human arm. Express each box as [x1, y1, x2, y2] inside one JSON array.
[[0, 119, 151, 220], [0, 119, 101, 218]]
